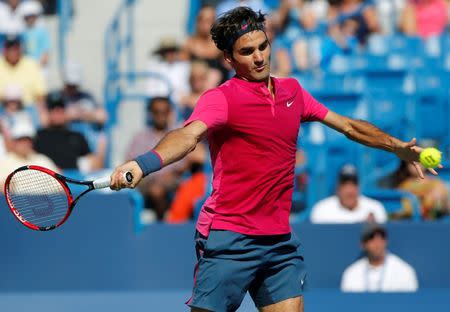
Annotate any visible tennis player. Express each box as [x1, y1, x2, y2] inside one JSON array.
[[110, 7, 440, 312]]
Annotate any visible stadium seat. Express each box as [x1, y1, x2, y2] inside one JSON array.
[[363, 188, 422, 221]]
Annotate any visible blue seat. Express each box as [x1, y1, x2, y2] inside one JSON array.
[[363, 59, 410, 92], [414, 91, 448, 144], [363, 188, 421, 221], [312, 90, 365, 119]]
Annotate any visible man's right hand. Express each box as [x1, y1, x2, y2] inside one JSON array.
[[110, 161, 144, 190]]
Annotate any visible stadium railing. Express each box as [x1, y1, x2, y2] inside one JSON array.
[[57, 0, 74, 67]]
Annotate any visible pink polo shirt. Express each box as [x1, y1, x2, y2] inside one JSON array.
[[185, 76, 328, 236]]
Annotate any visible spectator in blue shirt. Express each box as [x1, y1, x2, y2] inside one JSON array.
[[20, 1, 51, 67], [215, 0, 271, 16]]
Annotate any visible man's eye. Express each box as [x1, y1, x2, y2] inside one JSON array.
[[259, 42, 268, 51]]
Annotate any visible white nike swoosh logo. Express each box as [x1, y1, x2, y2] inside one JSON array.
[[287, 100, 294, 107]]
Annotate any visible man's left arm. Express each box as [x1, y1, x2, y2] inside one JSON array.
[[321, 110, 441, 178]]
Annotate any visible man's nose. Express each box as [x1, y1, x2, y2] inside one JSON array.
[[254, 50, 263, 63]]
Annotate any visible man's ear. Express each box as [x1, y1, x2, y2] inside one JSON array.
[[224, 50, 233, 66]]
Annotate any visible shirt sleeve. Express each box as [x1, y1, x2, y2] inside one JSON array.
[[184, 88, 228, 131], [300, 85, 329, 122]]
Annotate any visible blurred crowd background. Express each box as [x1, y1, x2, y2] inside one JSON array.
[[0, 0, 449, 227]]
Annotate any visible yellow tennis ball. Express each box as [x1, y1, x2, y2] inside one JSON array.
[[419, 147, 441, 168]]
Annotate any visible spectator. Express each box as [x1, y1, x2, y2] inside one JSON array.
[[165, 142, 208, 223], [59, 61, 107, 150], [375, 0, 407, 34], [0, 119, 57, 188], [0, 84, 37, 143], [341, 223, 419, 292], [310, 164, 387, 223], [125, 97, 186, 222], [321, 17, 359, 70], [146, 37, 190, 103], [327, 0, 380, 44], [271, 0, 325, 35], [0, 0, 24, 34], [20, 0, 51, 67], [33, 91, 106, 173], [391, 160, 449, 219], [0, 34, 47, 125], [399, 0, 448, 38], [215, 0, 271, 17], [182, 5, 226, 87], [179, 61, 211, 120]]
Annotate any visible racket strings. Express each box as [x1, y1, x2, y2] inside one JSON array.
[[7, 170, 69, 228]]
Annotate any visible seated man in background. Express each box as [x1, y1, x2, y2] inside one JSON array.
[[341, 223, 418, 292], [126, 97, 187, 222], [310, 164, 387, 223], [57, 61, 108, 150], [0, 119, 57, 188], [0, 35, 47, 125], [33, 91, 106, 173]]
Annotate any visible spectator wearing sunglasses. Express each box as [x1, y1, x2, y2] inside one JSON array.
[[341, 223, 418, 292]]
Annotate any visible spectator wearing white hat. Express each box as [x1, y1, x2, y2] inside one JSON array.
[[0, 118, 58, 189], [1, 84, 38, 137], [20, 0, 51, 67]]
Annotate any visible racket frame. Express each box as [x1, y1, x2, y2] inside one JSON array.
[[5, 165, 97, 231]]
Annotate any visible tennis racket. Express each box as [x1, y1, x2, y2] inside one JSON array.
[[4, 165, 133, 231]]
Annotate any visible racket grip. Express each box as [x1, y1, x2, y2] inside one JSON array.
[[93, 172, 133, 189]]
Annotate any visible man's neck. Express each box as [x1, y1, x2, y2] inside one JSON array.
[[368, 254, 386, 267]]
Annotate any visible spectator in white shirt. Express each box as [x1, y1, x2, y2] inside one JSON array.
[[146, 37, 190, 103], [310, 164, 387, 224], [341, 223, 419, 292]]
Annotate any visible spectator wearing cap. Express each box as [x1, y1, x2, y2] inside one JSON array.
[[20, 0, 51, 67], [310, 164, 387, 223], [341, 223, 418, 292], [0, 119, 57, 188], [0, 34, 47, 125], [55, 61, 107, 151], [33, 92, 106, 174], [146, 36, 190, 104]]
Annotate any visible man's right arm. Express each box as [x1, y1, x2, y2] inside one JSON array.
[[110, 120, 207, 190]]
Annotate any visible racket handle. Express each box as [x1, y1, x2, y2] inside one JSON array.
[[92, 171, 133, 189]]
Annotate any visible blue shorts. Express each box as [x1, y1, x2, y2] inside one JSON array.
[[186, 230, 307, 312]]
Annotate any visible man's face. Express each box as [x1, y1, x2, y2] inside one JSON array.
[[48, 107, 67, 126], [337, 181, 359, 210], [363, 232, 387, 261], [150, 99, 171, 130], [4, 44, 22, 65], [196, 7, 215, 37], [3, 99, 22, 113], [13, 137, 34, 158], [24, 15, 38, 27], [226, 30, 271, 82]]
